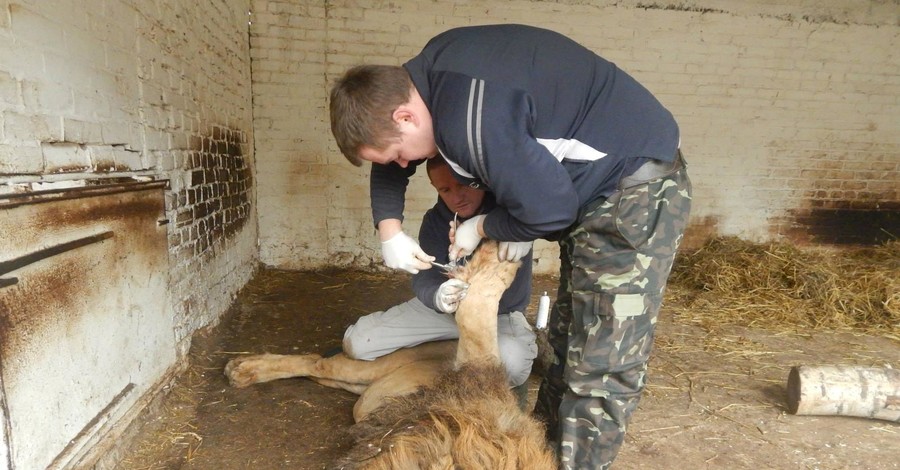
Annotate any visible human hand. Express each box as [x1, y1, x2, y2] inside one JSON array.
[[381, 231, 434, 274], [449, 215, 485, 261], [433, 278, 469, 314], [498, 241, 533, 262]]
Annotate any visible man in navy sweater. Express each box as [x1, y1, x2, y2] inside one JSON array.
[[330, 24, 692, 469], [342, 157, 537, 390]]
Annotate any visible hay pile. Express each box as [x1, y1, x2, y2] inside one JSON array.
[[667, 236, 899, 338]]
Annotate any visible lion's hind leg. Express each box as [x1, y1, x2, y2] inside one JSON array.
[[225, 353, 323, 388], [224, 341, 457, 395]]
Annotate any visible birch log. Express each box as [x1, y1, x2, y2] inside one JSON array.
[[787, 365, 900, 422]]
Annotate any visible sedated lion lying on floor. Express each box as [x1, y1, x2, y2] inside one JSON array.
[[224, 241, 556, 469]]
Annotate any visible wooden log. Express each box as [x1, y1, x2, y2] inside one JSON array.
[[787, 365, 900, 422]]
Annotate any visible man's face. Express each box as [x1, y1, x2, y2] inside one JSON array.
[[358, 113, 437, 168], [428, 163, 485, 218]]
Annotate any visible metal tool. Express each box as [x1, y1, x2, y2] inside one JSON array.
[[432, 212, 463, 273], [430, 261, 455, 272]]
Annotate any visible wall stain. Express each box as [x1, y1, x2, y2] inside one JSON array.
[[0, 188, 167, 361], [681, 215, 720, 250], [782, 202, 899, 246], [37, 193, 163, 231], [0, 255, 93, 359]]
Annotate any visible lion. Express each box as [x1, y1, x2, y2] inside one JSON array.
[[224, 241, 556, 469]]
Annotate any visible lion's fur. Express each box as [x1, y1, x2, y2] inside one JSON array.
[[335, 362, 556, 469]]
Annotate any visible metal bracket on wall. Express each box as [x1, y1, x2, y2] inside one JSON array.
[[0, 231, 115, 289]]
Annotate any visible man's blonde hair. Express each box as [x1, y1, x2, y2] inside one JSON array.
[[329, 65, 412, 166]]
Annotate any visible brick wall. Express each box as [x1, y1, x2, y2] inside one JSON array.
[[0, 0, 257, 352], [251, 0, 899, 273]]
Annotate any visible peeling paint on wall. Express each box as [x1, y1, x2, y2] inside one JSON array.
[[171, 125, 252, 261], [634, 3, 727, 15]]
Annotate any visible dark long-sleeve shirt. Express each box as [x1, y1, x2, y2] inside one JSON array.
[[372, 24, 679, 241]]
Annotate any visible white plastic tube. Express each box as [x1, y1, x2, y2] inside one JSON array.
[[536, 292, 550, 329]]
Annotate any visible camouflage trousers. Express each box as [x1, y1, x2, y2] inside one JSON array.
[[534, 155, 692, 469]]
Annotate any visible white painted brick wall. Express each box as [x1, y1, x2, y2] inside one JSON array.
[[252, 0, 899, 272], [0, 2, 258, 467], [0, 0, 258, 353]]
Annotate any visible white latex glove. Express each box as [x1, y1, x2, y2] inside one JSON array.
[[433, 278, 469, 314], [449, 214, 485, 261], [498, 241, 533, 262], [381, 231, 433, 274]]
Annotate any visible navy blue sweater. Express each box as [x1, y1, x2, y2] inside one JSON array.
[[372, 24, 679, 241]]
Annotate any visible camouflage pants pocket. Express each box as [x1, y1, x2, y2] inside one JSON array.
[[565, 289, 659, 397]]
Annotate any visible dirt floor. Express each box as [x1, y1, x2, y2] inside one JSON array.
[[117, 268, 899, 470]]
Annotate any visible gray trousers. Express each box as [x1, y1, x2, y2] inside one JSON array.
[[343, 297, 538, 387]]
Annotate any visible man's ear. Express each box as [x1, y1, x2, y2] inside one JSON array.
[[392, 104, 418, 127]]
